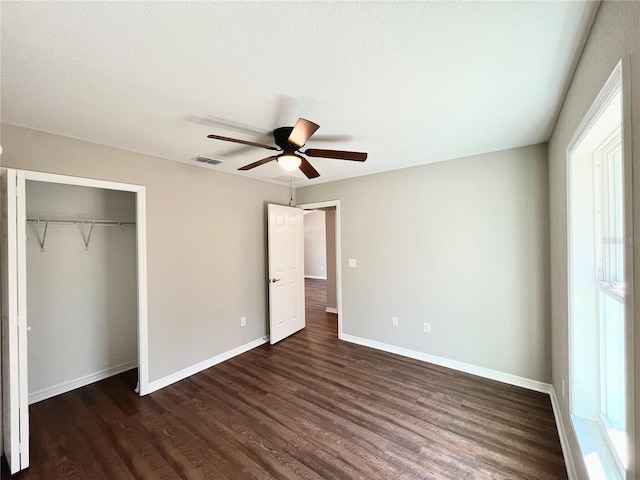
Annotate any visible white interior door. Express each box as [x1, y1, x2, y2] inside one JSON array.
[[268, 204, 305, 345], [1, 168, 29, 473]]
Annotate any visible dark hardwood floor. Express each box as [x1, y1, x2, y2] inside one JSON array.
[[4, 278, 567, 479]]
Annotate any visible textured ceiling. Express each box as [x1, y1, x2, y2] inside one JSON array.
[[1, 1, 598, 186]]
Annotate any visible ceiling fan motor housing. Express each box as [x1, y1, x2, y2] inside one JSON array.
[[273, 126, 297, 150]]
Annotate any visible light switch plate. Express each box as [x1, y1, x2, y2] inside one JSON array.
[[348, 258, 357, 268]]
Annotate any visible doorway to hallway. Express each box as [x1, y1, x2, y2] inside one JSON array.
[[305, 278, 338, 338]]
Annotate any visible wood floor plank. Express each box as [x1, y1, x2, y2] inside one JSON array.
[[3, 278, 567, 479], [196, 367, 398, 480], [243, 346, 548, 475], [207, 364, 402, 479]]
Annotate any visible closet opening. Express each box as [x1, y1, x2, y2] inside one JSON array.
[[1, 168, 149, 474], [26, 180, 139, 403]]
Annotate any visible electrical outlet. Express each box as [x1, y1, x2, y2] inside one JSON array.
[[241, 316, 247, 327], [423, 322, 431, 334], [392, 316, 399, 327]]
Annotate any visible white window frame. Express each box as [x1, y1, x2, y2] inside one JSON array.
[[595, 131, 624, 291], [566, 59, 634, 480]]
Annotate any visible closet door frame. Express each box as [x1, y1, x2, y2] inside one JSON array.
[[2, 168, 29, 473], [22, 170, 150, 395]]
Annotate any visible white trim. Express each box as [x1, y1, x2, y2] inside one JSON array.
[[567, 63, 622, 155], [550, 387, 578, 480], [340, 333, 552, 393], [147, 336, 269, 394], [296, 200, 342, 338], [15, 170, 29, 468], [620, 55, 636, 480], [304, 275, 327, 280], [22, 170, 144, 192], [341, 335, 578, 475], [2, 168, 25, 473], [28, 361, 138, 405], [325, 307, 338, 314], [565, 59, 634, 478], [134, 187, 150, 395], [22, 170, 150, 396]]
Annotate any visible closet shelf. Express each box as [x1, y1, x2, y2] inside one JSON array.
[[26, 218, 135, 252]]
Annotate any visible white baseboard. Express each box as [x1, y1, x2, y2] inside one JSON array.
[[339, 335, 578, 470], [325, 307, 338, 314], [550, 387, 577, 480], [341, 333, 578, 476], [147, 336, 269, 394], [305, 275, 327, 280], [29, 360, 138, 404], [340, 333, 552, 393]]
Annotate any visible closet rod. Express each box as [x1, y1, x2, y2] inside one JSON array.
[[26, 219, 135, 252], [26, 219, 135, 226]]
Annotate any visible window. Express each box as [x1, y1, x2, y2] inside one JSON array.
[[595, 134, 624, 289], [568, 62, 628, 479], [595, 132, 626, 463]]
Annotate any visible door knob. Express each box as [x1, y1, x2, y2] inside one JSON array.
[[270, 278, 281, 283]]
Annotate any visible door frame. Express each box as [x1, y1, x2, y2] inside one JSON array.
[[1, 168, 28, 472], [297, 200, 343, 338], [21, 170, 150, 394]]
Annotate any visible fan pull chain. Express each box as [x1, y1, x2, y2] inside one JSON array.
[[289, 172, 294, 206]]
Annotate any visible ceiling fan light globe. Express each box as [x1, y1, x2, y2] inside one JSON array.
[[277, 154, 302, 172]]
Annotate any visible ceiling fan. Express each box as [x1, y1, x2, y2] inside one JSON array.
[[207, 118, 367, 179]]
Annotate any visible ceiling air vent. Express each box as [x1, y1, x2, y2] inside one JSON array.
[[194, 155, 223, 165]]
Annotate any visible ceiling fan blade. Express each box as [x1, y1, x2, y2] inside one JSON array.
[[303, 148, 367, 162], [287, 118, 320, 147], [207, 134, 280, 151], [238, 155, 279, 171], [299, 158, 320, 179]]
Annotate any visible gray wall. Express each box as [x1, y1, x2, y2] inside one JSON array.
[[297, 144, 551, 381], [547, 2, 640, 478], [1, 123, 289, 383], [303, 210, 326, 279], [25, 181, 137, 400]]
